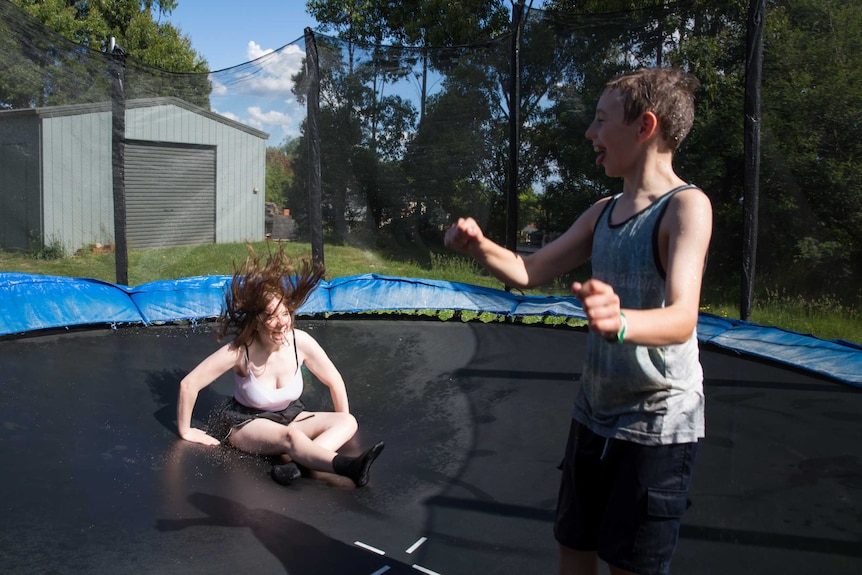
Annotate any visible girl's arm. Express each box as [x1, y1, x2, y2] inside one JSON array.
[[296, 329, 350, 413], [177, 343, 239, 446]]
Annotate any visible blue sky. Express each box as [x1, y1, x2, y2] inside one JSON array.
[[163, 1, 320, 145], [165, 1, 319, 71]]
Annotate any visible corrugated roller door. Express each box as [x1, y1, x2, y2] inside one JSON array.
[[126, 142, 215, 248]]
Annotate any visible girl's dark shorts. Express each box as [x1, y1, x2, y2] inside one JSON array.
[[207, 397, 307, 443], [554, 420, 698, 575]]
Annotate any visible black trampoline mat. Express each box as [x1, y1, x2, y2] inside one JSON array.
[[1, 319, 859, 574]]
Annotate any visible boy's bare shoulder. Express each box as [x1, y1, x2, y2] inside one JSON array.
[[590, 194, 616, 211], [665, 186, 713, 234], [672, 185, 712, 211]]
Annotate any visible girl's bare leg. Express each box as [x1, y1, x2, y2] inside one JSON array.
[[229, 413, 383, 487], [229, 412, 357, 470]]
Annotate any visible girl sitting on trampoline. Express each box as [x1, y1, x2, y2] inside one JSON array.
[[177, 246, 384, 487]]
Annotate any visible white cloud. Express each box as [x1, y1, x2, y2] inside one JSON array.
[[231, 41, 305, 98], [246, 106, 291, 130], [207, 40, 307, 143], [209, 76, 227, 96], [247, 41, 273, 61]]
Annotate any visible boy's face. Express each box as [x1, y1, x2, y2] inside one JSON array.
[[585, 88, 640, 178]]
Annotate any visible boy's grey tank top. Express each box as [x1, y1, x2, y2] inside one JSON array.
[[571, 185, 705, 445]]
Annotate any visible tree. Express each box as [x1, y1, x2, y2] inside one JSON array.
[[758, 0, 862, 296], [1, 0, 113, 108], [528, 1, 750, 274], [266, 140, 297, 208], [383, 0, 509, 123], [402, 67, 500, 238], [2, 0, 210, 110], [293, 0, 861, 306], [10, 0, 205, 70], [302, 1, 515, 241]]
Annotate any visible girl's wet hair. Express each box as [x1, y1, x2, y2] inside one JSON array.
[[216, 244, 325, 347], [605, 67, 700, 151]]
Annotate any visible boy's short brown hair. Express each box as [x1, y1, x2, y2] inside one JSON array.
[[605, 67, 700, 151]]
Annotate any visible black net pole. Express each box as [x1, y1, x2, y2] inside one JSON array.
[[110, 41, 129, 286], [741, 0, 765, 321], [304, 28, 324, 268], [505, 0, 525, 255]]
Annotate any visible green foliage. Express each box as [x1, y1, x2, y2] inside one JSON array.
[[266, 145, 295, 208], [296, 1, 513, 244], [9, 0, 204, 70], [2, 0, 210, 110], [30, 236, 65, 260], [122, 11, 207, 72], [758, 0, 862, 292], [0, 0, 112, 108]]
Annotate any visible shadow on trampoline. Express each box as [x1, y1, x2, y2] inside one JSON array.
[[156, 492, 416, 574]]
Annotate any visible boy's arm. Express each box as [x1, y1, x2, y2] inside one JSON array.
[[445, 201, 606, 289], [576, 188, 713, 346], [444, 218, 531, 286]]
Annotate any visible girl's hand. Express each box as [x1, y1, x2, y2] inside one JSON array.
[[180, 427, 221, 446]]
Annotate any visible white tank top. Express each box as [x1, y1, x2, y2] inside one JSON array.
[[233, 334, 303, 411]]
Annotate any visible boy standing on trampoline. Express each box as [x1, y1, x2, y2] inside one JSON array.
[[177, 246, 384, 487], [445, 67, 711, 575]]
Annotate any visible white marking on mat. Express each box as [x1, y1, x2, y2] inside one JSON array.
[[354, 541, 386, 555], [406, 537, 427, 554], [412, 565, 442, 575], [370, 567, 391, 575]]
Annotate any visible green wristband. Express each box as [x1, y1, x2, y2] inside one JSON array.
[[616, 311, 627, 344]]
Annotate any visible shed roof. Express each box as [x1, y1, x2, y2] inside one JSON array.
[[0, 96, 269, 140]]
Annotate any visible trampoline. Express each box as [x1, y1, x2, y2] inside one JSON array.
[[1, 274, 860, 575]]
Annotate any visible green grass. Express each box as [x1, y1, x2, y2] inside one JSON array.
[[746, 289, 859, 343], [1, 240, 859, 343]]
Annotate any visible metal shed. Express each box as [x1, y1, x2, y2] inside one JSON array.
[[0, 97, 268, 254]]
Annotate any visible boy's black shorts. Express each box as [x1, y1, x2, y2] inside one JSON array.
[[554, 420, 698, 575]]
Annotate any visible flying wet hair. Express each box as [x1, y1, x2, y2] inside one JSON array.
[[216, 244, 325, 348]]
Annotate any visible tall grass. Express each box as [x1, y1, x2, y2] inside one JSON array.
[[748, 288, 859, 342], [0, 241, 859, 343]]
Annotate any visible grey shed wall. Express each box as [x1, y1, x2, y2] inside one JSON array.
[[0, 97, 268, 254], [0, 114, 41, 251]]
